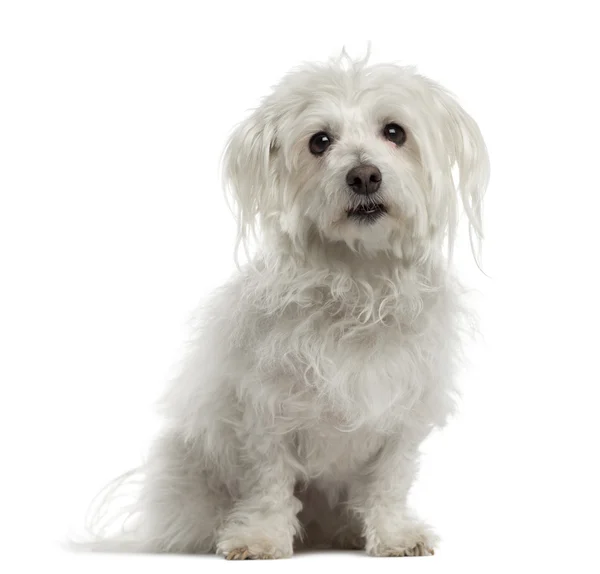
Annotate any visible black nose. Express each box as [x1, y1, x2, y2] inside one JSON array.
[[346, 164, 382, 195]]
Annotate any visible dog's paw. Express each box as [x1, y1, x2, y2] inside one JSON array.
[[371, 541, 434, 557], [217, 540, 292, 560], [224, 546, 279, 560], [365, 520, 438, 557]]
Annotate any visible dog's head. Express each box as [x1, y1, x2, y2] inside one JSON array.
[[223, 53, 489, 264]]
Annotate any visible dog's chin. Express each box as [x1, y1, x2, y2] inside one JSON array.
[[346, 203, 388, 224], [317, 203, 400, 253]]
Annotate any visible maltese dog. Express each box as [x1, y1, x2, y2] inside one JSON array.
[[85, 52, 489, 559]]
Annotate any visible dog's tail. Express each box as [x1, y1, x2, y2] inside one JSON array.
[[68, 467, 147, 553]]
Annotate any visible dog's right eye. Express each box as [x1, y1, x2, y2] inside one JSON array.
[[309, 132, 332, 155]]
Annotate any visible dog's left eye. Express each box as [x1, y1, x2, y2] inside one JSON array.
[[309, 132, 333, 155], [383, 123, 407, 146]]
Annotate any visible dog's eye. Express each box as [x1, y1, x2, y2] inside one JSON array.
[[383, 123, 407, 146], [309, 132, 332, 155]]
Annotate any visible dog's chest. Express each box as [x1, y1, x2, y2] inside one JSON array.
[[271, 301, 430, 382], [285, 304, 436, 403], [294, 422, 385, 480]]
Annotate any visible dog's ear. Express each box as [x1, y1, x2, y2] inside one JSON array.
[[423, 80, 490, 265], [222, 102, 279, 255]]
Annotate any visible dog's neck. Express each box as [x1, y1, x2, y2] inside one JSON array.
[[244, 231, 452, 326], [259, 230, 449, 287]]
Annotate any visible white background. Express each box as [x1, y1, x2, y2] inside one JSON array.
[[2, 1, 599, 572]]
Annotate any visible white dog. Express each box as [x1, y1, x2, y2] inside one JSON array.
[[85, 52, 489, 559]]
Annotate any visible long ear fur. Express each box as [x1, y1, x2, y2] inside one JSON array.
[[222, 104, 278, 262], [425, 80, 490, 267]]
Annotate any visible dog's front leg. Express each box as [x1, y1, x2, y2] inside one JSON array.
[[216, 441, 301, 560], [350, 437, 438, 557]]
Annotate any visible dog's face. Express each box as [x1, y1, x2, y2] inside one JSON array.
[[224, 56, 489, 261]]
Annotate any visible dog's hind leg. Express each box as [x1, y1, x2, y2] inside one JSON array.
[[133, 430, 229, 553], [86, 430, 229, 554]]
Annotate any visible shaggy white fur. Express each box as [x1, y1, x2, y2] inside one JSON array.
[[83, 51, 489, 559]]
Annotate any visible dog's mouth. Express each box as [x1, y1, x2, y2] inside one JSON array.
[[347, 203, 387, 223]]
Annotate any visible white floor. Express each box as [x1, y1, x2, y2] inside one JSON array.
[[23, 536, 596, 574]]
